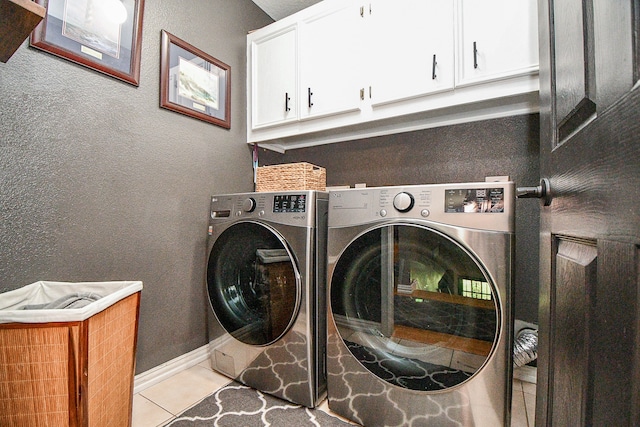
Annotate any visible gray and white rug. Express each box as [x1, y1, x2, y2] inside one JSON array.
[[163, 382, 354, 427]]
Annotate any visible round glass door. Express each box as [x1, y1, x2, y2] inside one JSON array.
[[207, 222, 300, 346], [330, 224, 498, 391]]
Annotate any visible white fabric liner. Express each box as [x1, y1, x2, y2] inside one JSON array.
[[0, 281, 143, 324]]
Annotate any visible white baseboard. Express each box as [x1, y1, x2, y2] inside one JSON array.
[[134, 345, 210, 394]]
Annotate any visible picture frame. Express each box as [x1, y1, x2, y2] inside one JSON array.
[[160, 30, 231, 129], [30, 0, 145, 86]]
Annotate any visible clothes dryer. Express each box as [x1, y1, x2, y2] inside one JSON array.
[[326, 183, 514, 426], [206, 191, 328, 408]]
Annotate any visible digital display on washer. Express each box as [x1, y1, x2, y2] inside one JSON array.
[[445, 188, 505, 213], [273, 194, 307, 213]]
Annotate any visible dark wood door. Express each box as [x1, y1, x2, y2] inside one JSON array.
[[534, 0, 640, 425]]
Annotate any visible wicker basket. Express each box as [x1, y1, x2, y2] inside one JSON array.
[[256, 162, 326, 192], [0, 281, 142, 427]]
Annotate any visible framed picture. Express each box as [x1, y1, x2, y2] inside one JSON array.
[[160, 30, 231, 129], [30, 0, 145, 86]]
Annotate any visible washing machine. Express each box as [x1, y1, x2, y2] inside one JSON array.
[[326, 182, 514, 426], [205, 191, 328, 408]]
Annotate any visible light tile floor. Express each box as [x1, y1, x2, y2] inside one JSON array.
[[132, 359, 536, 427]]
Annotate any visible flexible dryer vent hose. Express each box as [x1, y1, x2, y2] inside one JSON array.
[[513, 328, 538, 367]]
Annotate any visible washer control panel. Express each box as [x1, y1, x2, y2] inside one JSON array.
[[209, 191, 326, 228], [273, 194, 307, 213]]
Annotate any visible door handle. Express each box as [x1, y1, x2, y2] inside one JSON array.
[[432, 54, 437, 80], [285, 92, 291, 112], [473, 41, 478, 69], [516, 178, 552, 206], [308, 87, 313, 108]]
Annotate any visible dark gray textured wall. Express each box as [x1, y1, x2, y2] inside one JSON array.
[[0, 0, 539, 375], [0, 0, 272, 372], [260, 114, 541, 323]]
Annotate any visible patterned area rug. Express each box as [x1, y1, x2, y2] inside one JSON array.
[[163, 382, 354, 427], [237, 330, 317, 408], [344, 340, 472, 391]]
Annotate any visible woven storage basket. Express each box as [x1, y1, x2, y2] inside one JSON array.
[[256, 162, 326, 192], [0, 281, 142, 427]]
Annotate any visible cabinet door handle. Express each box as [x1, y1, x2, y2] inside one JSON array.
[[308, 87, 314, 108], [285, 92, 291, 112], [473, 41, 478, 69], [432, 54, 437, 80]]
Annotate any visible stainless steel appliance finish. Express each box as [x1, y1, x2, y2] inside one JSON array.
[[206, 191, 328, 408], [326, 182, 515, 426]]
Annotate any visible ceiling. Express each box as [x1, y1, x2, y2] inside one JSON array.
[[251, 0, 321, 20]]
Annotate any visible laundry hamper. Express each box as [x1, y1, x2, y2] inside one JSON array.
[[0, 281, 143, 427]]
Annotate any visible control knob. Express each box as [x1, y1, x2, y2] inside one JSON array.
[[393, 192, 414, 212], [242, 197, 256, 212]]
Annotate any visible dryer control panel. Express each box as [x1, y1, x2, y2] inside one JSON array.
[[329, 182, 514, 232], [444, 187, 505, 213]]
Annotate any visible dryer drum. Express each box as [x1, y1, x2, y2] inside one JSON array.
[[330, 224, 499, 391]]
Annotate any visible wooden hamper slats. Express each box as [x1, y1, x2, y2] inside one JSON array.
[[86, 293, 139, 427], [0, 326, 71, 426], [0, 292, 140, 426]]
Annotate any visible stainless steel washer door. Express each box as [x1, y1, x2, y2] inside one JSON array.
[[207, 221, 300, 346], [330, 223, 499, 391]]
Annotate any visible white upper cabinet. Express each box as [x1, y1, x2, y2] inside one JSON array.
[[246, 0, 539, 151], [456, 0, 539, 86], [299, 2, 363, 120], [368, 0, 455, 107], [249, 24, 298, 129]]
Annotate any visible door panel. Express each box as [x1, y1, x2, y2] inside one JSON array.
[[552, 0, 595, 143], [552, 0, 636, 143], [590, 240, 639, 425], [537, 0, 640, 425], [549, 238, 597, 426], [593, 0, 635, 112]]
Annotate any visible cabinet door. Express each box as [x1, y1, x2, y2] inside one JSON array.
[[249, 25, 298, 129], [456, 0, 538, 86], [368, 0, 455, 107], [299, 2, 363, 120]]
